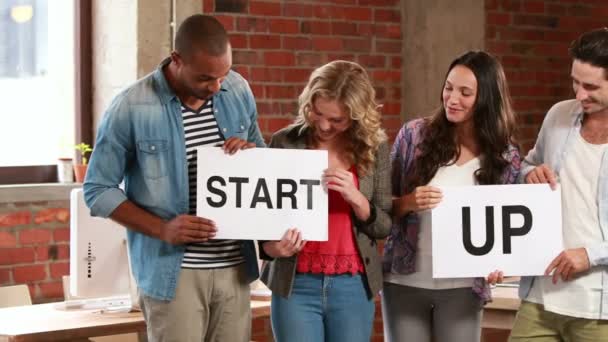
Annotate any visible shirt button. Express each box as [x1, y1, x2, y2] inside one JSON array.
[[215, 109, 218, 113], [151, 145, 156, 151], [365, 257, 370, 265], [223, 128, 227, 132], [240, 125, 244, 130]]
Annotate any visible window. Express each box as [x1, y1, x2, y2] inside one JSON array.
[[0, 0, 91, 184]]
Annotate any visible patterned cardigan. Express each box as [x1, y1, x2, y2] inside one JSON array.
[[382, 118, 521, 303]]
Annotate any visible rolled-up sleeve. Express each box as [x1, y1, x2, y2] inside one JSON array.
[[83, 97, 133, 218], [586, 241, 608, 267]]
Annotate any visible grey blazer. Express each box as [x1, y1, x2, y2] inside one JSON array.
[[260, 124, 392, 299]]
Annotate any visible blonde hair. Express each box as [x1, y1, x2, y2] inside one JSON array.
[[294, 60, 386, 177]]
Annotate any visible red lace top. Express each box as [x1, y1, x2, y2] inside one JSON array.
[[296, 167, 365, 275]]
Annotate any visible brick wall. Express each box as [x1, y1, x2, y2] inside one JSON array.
[[485, 0, 608, 152], [0, 203, 70, 303], [202, 0, 403, 141], [4, 0, 607, 340]]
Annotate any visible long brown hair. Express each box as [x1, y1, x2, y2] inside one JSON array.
[[409, 51, 517, 187]]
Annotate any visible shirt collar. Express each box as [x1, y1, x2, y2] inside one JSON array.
[[573, 102, 585, 128], [152, 58, 178, 105]]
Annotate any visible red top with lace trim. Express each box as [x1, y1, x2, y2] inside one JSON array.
[[296, 167, 365, 275]]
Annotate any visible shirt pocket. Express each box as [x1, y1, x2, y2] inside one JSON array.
[[233, 116, 251, 139], [137, 139, 169, 179]]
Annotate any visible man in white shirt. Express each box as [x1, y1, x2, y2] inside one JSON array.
[[510, 28, 608, 341]]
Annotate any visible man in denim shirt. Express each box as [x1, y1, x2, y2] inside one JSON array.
[[83, 15, 265, 342], [510, 28, 608, 341]]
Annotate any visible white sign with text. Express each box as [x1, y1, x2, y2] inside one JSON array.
[[196, 147, 328, 241], [432, 184, 563, 278]]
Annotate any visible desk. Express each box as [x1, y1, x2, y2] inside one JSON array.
[[0, 288, 519, 342], [0, 300, 271, 342]]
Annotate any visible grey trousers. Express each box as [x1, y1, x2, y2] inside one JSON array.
[[381, 282, 483, 342], [139, 265, 251, 342]]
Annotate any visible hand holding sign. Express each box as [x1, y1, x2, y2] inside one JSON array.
[[486, 270, 504, 285], [262, 228, 307, 258], [545, 247, 591, 284], [525, 164, 558, 190], [394, 186, 443, 218], [160, 214, 217, 245], [222, 137, 256, 155], [323, 168, 370, 220]]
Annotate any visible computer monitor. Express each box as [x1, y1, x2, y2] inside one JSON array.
[[68, 188, 135, 310]]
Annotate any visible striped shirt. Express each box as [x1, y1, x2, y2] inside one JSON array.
[[180, 99, 245, 269]]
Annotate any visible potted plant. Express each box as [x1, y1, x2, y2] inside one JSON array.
[[74, 143, 93, 183]]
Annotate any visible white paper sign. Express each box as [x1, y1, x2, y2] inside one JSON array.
[[196, 147, 328, 241], [432, 184, 562, 278]]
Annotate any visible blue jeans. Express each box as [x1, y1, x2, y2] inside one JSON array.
[[271, 273, 375, 342]]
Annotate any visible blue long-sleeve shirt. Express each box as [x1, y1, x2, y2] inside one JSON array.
[[83, 59, 265, 300], [518, 99, 608, 316]]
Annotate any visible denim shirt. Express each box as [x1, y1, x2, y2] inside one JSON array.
[[517, 99, 608, 314], [83, 58, 266, 300]]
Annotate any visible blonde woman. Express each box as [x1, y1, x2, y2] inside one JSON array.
[[259, 60, 392, 342]]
